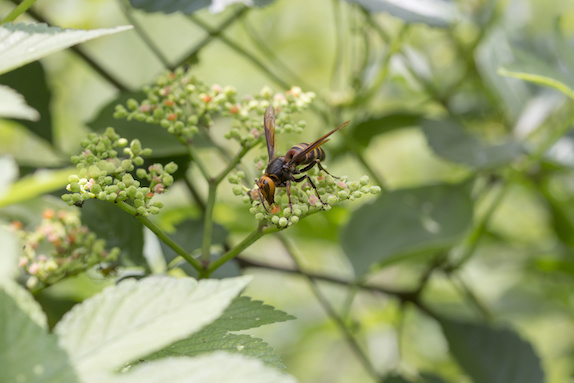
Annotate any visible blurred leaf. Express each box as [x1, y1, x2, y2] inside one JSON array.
[[499, 49, 574, 99], [0, 62, 51, 142], [0, 225, 19, 282], [159, 217, 231, 277], [0, 84, 39, 121], [145, 296, 294, 370], [440, 319, 545, 383], [540, 182, 574, 249], [0, 167, 73, 209], [380, 375, 413, 383], [129, 0, 275, 14], [111, 353, 296, 383], [81, 199, 145, 267], [54, 276, 251, 378], [0, 155, 18, 199], [0, 23, 132, 75], [420, 373, 451, 383], [422, 119, 525, 169], [0, 280, 79, 383], [475, 28, 531, 121], [350, 112, 422, 147], [343, 0, 459, 28], [342, 183, 473, 275]]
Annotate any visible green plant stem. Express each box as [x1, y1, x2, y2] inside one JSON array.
[[205, 224, 279, 275], [214, 144, 253, 184], [174, 6, 248, 69], [201, 180, 217, 263], [452, 180, 509, 269], [187, 14, 291, 90], [115, 200, 203, 271], [119, 0, 171, 68], [277, 234, 381, 382], [451, 273, 493, 321], [330, 0, 345, 91], [2, 0, 37, 23]]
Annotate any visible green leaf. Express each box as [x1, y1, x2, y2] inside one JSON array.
[[343, 0, 459, 28], [0, 84, 39, 121], [422, 119, 525, 169], [129, 0, 275, 15], [0, 23, 132, 75], [146, 332, 286, 370], [0, 155, 18, 199], [0, 62, 52, 142], [475, 28, 531, 121], [0, 167, 73, 209], [342, 183, 473, 275], [145, 296, 295, 370], [351, 112, 422, 147], [380, 374, 414, 383], [207, 296, 296, 331], [112, 353, 296, 383], [54, 276, 251, 378], [440, 319, 545, 383], [0, 225, 19, 282], [0, 280, 79, 383], [81, 199, 145, 267], [498, 67, 574, 100]]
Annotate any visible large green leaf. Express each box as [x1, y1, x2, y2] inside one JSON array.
[[0, 167, 73, 209], [351, 112, 422, 147], [112, 353, 296, 383], [54, 276, 251, 379], [0, 84, 39, 121], [342, 183, 473, 275], [0, 225, 19, 282], [422, 119, 525, 169], [0, 23, 132, 75], [0, 281, 79, 383], [0, 62, 52, 142], [129, 0, 275, 14], [343, 0, 459, 28], [440, 319, 544, 383], [81, 199, 145, 267], [145, 296, 295, 370]]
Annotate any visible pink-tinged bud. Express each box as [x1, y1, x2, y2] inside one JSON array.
[[250, 128, 260, 139], [229, 104, 240, 114], [337, 181, 347, 189], [19, 257, 28, 267], [201, 94, 212, 103], [317, 176, 325, 181], [154, 184, 165, 194], [167, 112, 178, 121], [270, 205, 281, 214], [273, 93, 286, 101], [85, 178, 95, 190], [211, 84, 222, 93], [256, 160, 264, 171], [163, 100, 175, 107], [139, 104, 151, 112], [308, 195, 319, 205], [146, 192, 154, 199], [159, 86, 171, 96], [37, 254, 48, 262], [251, 189, 260, 200], [28, 263, 39, 275]]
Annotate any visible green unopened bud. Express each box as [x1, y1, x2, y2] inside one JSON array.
[[127, 98, 139, 110], [121, 159, 133, 171], [290, 216, 299, 224], [232, 185, 244, 196], [165, 162, 178, 174], [137, 207, 148, 216], [150, 206, 161, 215], [133, 156, 144, 166], [327, 194, 338, 204], [279, 217, 288, 227], [360, 175, 369, 185], [162, 174, 174, 186], [255, 213, 264, 221], [136, 168, 148, 179], [68, 175, 80, 183], [271, 215, 280, 224]]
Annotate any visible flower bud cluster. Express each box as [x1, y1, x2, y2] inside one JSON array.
[[224, 85, 316, 147], [12, 209, 120, 291], [114, 67, 237, 142], [113, 66, 316, 148], [62, 127, 177, 216], [230, 167, 381, 228]]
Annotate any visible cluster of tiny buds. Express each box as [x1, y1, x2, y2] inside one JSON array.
[[113, 67, 237, 142], [228, 168, 381, 228], [224, 85, 316, 147], [112, 66, 315, 149], [62, 127, 177, 217], [11, 209, 120, 291]]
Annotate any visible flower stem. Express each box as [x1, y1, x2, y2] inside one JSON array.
[[115, 200, 203, 271]]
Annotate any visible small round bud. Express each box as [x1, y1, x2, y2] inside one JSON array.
[[232, 185, 244, 196], [271, 215, 280, 224], [165, 162, 178, 174], [255, 213, 264, 221], [290, 216, 299, 224]]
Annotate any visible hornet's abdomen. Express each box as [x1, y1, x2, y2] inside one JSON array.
[[285, 143, 325, 165]]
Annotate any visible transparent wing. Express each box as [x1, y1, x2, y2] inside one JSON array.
[[287, 120, 350, 166]]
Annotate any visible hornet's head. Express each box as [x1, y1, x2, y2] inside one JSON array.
[[255, 175, 276, 212]]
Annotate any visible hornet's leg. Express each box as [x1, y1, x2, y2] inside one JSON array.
[[295, 159, 340, 179], [293, 174, 328, 208], [286, 180, 294, 213]]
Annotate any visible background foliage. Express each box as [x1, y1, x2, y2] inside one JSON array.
[[2, 0, 574, 382]]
